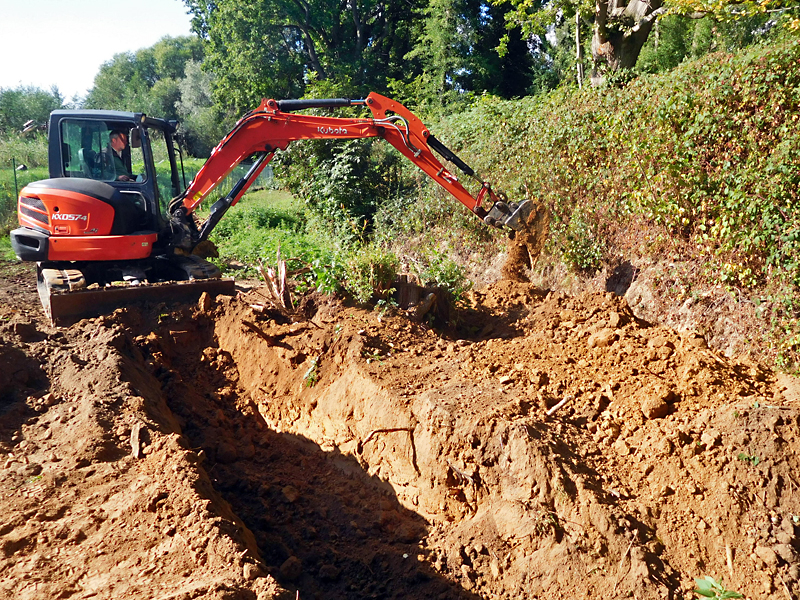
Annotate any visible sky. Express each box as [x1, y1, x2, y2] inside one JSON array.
[[0, 0, 194, 101]]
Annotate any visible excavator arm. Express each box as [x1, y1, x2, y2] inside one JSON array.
[[169, 92, 531, 250]]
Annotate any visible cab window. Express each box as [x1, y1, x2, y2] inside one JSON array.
[[60, 120, 145, 183], [146, 127, 179, 218]]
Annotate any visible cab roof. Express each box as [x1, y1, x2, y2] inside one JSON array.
[[49, 109, 176, 133]]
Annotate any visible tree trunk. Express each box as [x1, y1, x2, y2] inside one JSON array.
[[576, 11, 584, 88], [591, 0, 664, 81]]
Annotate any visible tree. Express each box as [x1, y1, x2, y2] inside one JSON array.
[[495, 0, 664, 79], [497, 0, 797, 81], [405, 0, 538, 107], [471, 2, 542, 98], [85, 36, 204, 121], [0, 85, 64, 135], [183, 0, 425, 111], [176, 60, 234, 156]]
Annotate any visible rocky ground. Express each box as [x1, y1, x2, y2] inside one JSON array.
[[0, 257, 799, 600]]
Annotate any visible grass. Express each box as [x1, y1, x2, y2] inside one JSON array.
[[208, 188, 343, 282], [0, 165, 48, 235], [0, 235, 15, 261]]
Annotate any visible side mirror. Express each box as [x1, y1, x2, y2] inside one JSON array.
[[130, 128, 141, 149]]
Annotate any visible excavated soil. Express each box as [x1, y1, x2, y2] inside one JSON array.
[[1, 258, 800, 600]]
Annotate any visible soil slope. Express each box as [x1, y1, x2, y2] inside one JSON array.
[[0, 259, 799, 600]]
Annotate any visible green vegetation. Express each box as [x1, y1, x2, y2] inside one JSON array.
[[208, 189, 404, 304], [0, 235, 14, 261], [303, 358, 319, 387], [429, 37, 800, 290], [0, 135, 49, 233], [412, 36, 800, 361], [736, 451, 761, 467], [694, 576, 743, 599], [0, 85, 64, 136], [209, 189, 326, 274]]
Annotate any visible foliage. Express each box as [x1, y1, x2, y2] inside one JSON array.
[[496, 0, 662, 74], [272, 78, 417, 245], [496, 0, 792, 78], [0, 154, 48, 233], [84, 36, 220, 157], [693, 576, 743, 599], [0, 136, 48, 169], [303, 358, 320, 387], [209, 190, 403, 305], [210, 190, 318, 263], [559, 209, 605, 273], [184, 0, 423, 111], [0, 235, 14, 261], [404, 0, 537, 108], [344, 244, 400, 303], [85, 36, 204, 120], [668, 0, 800, 30], [429, 38, 800, 286], [415, 250, 473, 303], [372, 37, 800, 363], [0, 85, 65, 135], [175, 60, 234, 157], [636, 13, 780, 74], [184, 0, 538, 113], [736, 451, 761, 466]]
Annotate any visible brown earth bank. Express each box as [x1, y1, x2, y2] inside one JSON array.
[[0, 259, 799, 600]]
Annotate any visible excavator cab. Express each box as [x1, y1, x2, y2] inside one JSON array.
[[48, 110, 182, 226], [12, 111, 185, 264], [10, 110, 231, 324]]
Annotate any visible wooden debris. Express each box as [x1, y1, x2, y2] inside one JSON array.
[[242, 320, 276, 345], [258, 248, 293, 312], [130, 422, 142, 459]]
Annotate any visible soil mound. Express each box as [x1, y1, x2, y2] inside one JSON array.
[[0, 263, 798, 599]]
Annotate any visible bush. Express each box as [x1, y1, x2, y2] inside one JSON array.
[[414, 250, 473, 303], [0, 135, 48, 168], [427, 38, 800, 288], [343, 245, 400, 304]]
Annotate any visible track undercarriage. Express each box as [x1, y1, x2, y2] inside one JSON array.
[[37, 255, 235, 325]]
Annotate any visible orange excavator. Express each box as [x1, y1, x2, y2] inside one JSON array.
[[10, 92, 532, 324]]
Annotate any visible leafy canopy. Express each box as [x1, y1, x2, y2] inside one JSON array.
[[0, 85, 64, 135]]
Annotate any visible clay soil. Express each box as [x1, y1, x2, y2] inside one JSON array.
[[1, 257, 800, 600]]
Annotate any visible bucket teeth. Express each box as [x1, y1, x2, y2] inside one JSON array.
[[483, 199, 534, 231]]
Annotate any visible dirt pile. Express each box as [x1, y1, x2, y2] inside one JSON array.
[[0, 260, 799, 599]]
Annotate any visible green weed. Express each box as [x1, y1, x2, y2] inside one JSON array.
[[736, 451, 760, 467], [343, 245, 399, 304], [303, 358, 319, 387], [0, 235, 15, 260], [693, 575, 743, 599]]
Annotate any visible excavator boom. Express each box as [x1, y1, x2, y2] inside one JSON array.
[[171, 93, 531, 250]]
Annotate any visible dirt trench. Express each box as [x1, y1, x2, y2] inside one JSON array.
[[1, 261, 800, 599]]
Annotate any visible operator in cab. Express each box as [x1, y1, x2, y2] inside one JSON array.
[[104, 130, 134, 182]]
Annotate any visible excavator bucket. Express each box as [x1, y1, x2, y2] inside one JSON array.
[[484, 199, 534, 231], [38, 267, 236, 326]]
